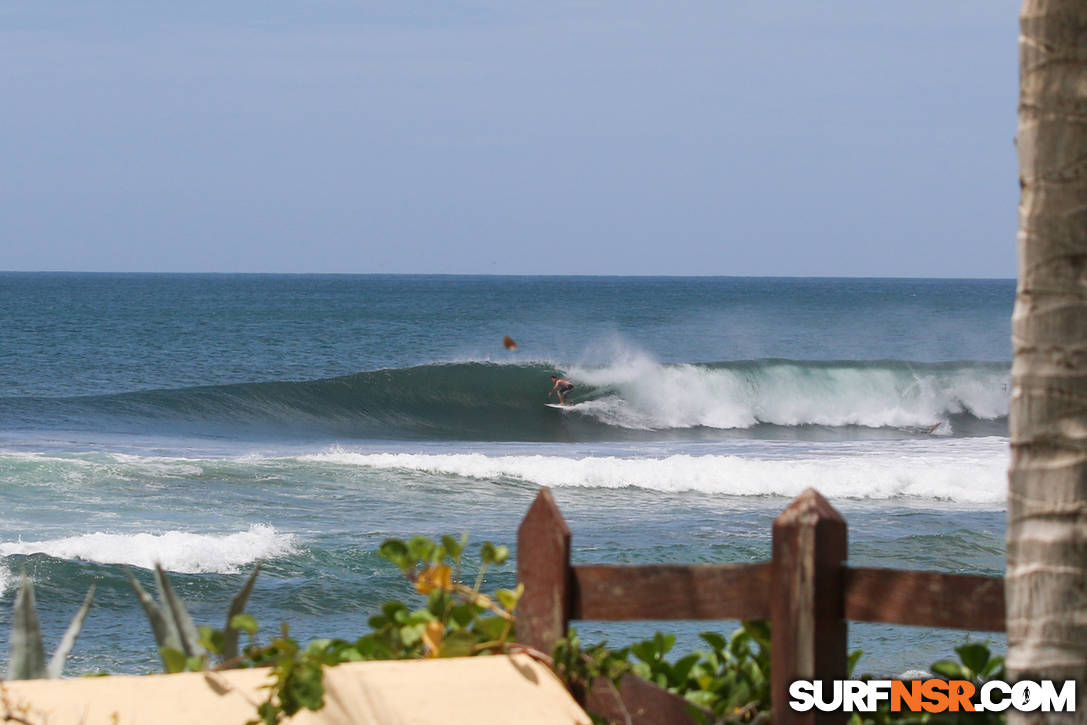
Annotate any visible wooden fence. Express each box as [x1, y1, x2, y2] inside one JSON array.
[[515, 487, 1005, 725]]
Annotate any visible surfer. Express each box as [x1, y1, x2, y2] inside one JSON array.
[[549, 375, 575, 406]]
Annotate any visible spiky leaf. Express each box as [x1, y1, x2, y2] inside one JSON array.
[[8, 575, 46, 680], [154, 564, 206, 659], [45, 583, 96, 678], [223, 563, 261, 661], [125, 566, 180, 655]]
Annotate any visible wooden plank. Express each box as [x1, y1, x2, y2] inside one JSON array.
[[571, 563, 772, 621], [771, 488, 848, 725], [516, 488, 573, 658], [844, 567, 1005, 632], [587, 673, 705, 725]]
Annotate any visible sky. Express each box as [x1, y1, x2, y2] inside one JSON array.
[[1, 1, 1020, 277]]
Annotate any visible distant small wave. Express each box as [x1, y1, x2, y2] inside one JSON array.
[[0, 524, 297, 574]]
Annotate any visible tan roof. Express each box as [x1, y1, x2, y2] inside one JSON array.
[[2, 654, 591, 725]]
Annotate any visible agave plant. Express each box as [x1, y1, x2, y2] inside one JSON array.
[[7, 574, 95, 680], [126, 562, 260, 672]]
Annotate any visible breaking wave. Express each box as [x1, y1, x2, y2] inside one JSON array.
[[0, 358, 1009, 441], [0, 524, 297, 574]]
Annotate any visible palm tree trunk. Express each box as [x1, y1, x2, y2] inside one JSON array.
[[1008, 0, 1087, 720]]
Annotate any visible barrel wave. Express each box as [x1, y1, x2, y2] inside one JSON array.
[[1, 359, 1010, 441]]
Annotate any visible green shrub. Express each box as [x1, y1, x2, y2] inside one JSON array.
[[553, 624, 1007, 725]]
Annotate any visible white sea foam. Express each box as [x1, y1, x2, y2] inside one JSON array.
[[300, 444, 1008, 505], [0, 564, 10, 598], [0, 450, 205, 487], [0, 524, 296, 573], [564, 352, 1009, 430]]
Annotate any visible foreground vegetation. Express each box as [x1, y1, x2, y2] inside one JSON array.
[[3, 534, 1007, 725]]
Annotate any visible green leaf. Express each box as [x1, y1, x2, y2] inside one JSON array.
[[399, 623, 423, 648], [160, 646, 187, 674], [289, 663, 326, 712], [381, 601, 407, 619], [685, 690, 718, 709], [699, 632, 727, 653], [654, 632, 676, 656], [480, 542, 498, 565], [407, 536, 437, 562], [450, 603, 480, 628], [729, 629, 751, 658], [671, 654, 701, 686], [406, 608, 435, 625], [378, 539, 410, 569], [847, 649, 864, 677], [631, 641, 658, 665], [8, 574, 46, 680], [956, 642, 990, 677], [440, 630, 477, 658], [743, 620, 771, 650], [441, 535, 463, 561], [306, 639, 333, 656], [256, 701, 278, 725], [473, 616, 508, 642], [496, 583, 524, 612], [427, 589, 451, 617], [231, 613, 259, 636], [930, 660, 964, 679], [982, 654, 1005, 679], [198, 625, 226, 655]]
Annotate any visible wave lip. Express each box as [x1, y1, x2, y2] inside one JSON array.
[[0, 524, 297, 574]]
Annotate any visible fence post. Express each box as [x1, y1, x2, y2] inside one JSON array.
[[771, 488, 848, 725], [517, 487, 572, 658]]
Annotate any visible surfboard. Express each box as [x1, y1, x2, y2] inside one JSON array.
[[545, 403, 569, 410]]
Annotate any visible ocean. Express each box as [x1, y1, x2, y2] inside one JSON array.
[[0, 273, 1011, 677]]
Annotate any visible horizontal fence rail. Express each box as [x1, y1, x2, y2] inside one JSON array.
[[571, 563, 773, 621], [567, 564, 1007, 631], [844, 567, 1005, 632], [516, 487, 1005, 725]]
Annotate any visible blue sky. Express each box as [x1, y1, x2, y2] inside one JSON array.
[[2, 1, 1019, 276]]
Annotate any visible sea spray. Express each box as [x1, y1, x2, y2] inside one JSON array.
[[568, 356, 1010, 431]]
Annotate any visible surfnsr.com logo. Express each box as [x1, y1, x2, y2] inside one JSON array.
[[789, 679, 1076, 713]]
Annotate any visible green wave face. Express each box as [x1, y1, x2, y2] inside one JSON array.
[[67, 362, 596, 441]]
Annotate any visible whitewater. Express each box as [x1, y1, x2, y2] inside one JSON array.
[[300, 439, 1008, 503], [0, 274, 1013, 676]]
